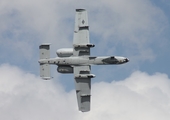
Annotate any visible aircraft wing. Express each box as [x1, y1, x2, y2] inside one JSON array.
[[73, 9, 94, 112], [73, 9, 94, 56], [73, 65, 91, 112]]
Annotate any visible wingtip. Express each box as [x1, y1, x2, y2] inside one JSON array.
[[41, 77, 53, 80], [76, 9, 86, 12]]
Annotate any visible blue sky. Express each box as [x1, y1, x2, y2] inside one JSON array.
[[0, 0, 170, 119]]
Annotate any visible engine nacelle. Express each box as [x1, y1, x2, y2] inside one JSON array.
[[57, 66, 73, 73], [56, 48, 73, 57]]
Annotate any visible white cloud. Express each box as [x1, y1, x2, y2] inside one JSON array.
[[88, 0, 168, 61], [0, 0, 168, 62], [0, 0, 169, 93], [0, 64, 170, 120], [0, 64, 77, 120]]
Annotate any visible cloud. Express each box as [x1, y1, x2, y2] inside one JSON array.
[[0, 0, 169, 100], [0, 0, 168, 63], [0, 64, 77, 120], [0, 64, 170, 120], [88, 0, 168, 61]]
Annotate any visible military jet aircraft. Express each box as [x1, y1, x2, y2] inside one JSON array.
[[38, 9, 129, 112]]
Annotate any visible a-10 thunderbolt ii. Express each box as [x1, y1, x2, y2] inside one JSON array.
[[38, 9, 129, 112]]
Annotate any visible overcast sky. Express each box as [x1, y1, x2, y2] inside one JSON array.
[[0, 0, 170, 119]]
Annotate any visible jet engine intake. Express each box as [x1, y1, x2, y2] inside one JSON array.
[[57, 65, 73, 73], [56, 48, 73, 57]]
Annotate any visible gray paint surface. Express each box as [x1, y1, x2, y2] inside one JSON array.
[[38, 9, 129, 112]]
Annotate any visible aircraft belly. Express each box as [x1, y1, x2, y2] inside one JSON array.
[[70, 57, 89, 65], [89, 57, 105, 65]]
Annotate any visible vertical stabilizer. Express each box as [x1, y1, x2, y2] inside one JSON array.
[[39, 43, 51, 80]]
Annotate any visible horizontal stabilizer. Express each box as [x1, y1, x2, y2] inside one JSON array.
[[39, 44, 51, 80], [40, 63, 51, 80], [39, 43, 51, 59]]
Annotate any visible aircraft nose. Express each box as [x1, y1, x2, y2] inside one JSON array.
[[125, 58, 129, 62]]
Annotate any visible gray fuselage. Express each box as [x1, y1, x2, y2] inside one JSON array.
[[39, 56, 129, 66]]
